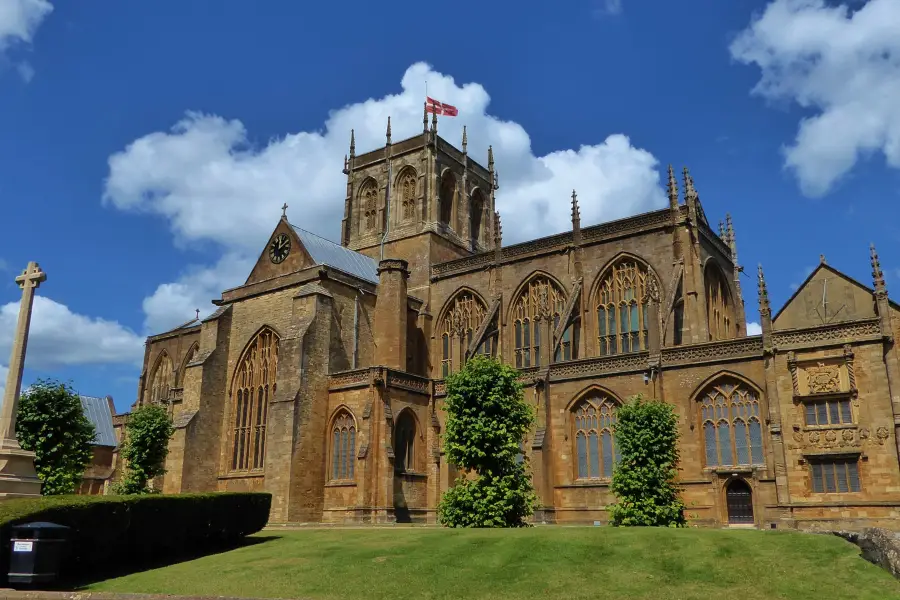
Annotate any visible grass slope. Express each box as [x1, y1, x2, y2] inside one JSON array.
[[86, 527, 900, 600]]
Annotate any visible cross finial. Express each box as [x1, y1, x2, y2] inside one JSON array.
[[667, 165, 679, 209], [195, 308, 200, 321], [281, 203, 288, 219], [14, 261, 46, 290]]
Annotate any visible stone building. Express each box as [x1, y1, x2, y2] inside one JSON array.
[[129, 113, 900, 530], [77, 394, 118, 494]]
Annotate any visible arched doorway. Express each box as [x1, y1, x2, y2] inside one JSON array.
[[726, 479, 754, 525]]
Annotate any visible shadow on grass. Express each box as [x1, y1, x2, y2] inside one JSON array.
[[26, 535, 282, 592]]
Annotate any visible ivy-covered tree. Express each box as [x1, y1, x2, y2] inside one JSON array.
[[16, 379, 96, 495], [438, 355, 536, 527], [608, 394, 686, 527], [114, 403, 174, 495]]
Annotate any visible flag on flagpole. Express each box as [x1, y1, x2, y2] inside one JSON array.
[[426, 96, 458, 117]]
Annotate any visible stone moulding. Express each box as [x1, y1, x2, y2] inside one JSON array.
[[430, 208, 672, 280], [549, 352, 649, 382], [385, 369, 430, 395], [328, 368, 370, 390], [328, 367, 430, 395], [661, 336, 763, 367], [773, 319, 881, 349]]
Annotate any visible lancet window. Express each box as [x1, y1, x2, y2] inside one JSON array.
[[513, 277, 571, 368], [573, 394, 621, 479], [439, 172, 457, 229], [470, 189, 485, 245], [706, 265, 735, 341], [398, 168, 417, 222], [596, 259, 651, 355], [330, 410, 356, 481], [229, 328, 279, 472], [360, 179, 379, 232], [148, 353, 174, 405], [699, 378, 764, 468], [394, 410, 418, 473]]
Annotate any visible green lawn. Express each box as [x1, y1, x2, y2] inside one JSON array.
[[85, 527, 900, 600]]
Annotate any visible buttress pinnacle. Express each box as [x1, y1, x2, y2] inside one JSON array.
[[667, 165, 679, 209]]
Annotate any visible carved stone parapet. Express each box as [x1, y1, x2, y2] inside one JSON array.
[[661, 337, 763, 367], [385, 369, 430, 396], [549, 352, 648, 382], [328, 368, 370, 390], [773, 319, 881, 349]]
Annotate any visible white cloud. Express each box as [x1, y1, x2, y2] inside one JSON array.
[[746, 322, 763, 336], [593, 0, 623, 17], [0, 296, 144, 371], [730, 0, 900, 197], [0, 0, 52, 80], [104, 62, 666, 332]]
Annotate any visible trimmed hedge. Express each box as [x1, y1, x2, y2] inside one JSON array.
[[0, 492, 271, 584]]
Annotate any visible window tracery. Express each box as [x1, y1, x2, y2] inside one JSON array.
[[706, 265, 735, 341], [330, 410, 356, 481], [440, 291, 490, 377], [398, 169, 417, 222], [699, 378, 763, 468], [148, 353, 173, 405], [573, 394, 621, 479], [229, 328, 279, 472], [513, 277, 572, 368], [360, 179, 379, 232], [596, 259, 652, 355]]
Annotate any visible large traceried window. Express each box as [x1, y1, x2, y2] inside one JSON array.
[[360, 179, 379, 232], [230, 328, 279, 472], [596, 259, 652, 355], [330, 410, 356, 481], [440, 291, 490, 377], [706, 265, 735, 341], [394, 410, 418, 473], [699, 378, 764, 468], [573, 394, 621, 479], [398, 168, 417, 222], [148, 353, 174, 405], [513, 276, 575, 368]]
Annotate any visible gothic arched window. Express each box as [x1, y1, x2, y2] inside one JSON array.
[[398, 168, 417, 222], [672, 277, 684, 347], [706, 265, 735, 341], [330, 409, 356, 481], [148, 353, 173, 405], [360, 179, 379, 233], [513, 276, 571, 368], [230, 328, 279, 472], [573, 394, 621, 479], [596, 259, 652, 355], [439, 172, 457, 229], [440, 291, 489, 377], [699, 378, 764, 468], [394, 410, 418, 473], [470, 188, 485, 245]]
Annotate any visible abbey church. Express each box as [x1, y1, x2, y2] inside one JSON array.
[[126, 111, 900, 530]]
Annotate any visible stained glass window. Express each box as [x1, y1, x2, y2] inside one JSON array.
[[699, 379, 763, 468], [596, 260, 651, 355], [330, 410, 356, 480], [230, 328, 278, 472], [573, 395, 621, 479]]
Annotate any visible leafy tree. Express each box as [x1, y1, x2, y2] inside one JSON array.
[[608, 394, 686, 527], [16, 379, 97, 495], [438, 355, 536, 527], [114, 403, 174, 494]]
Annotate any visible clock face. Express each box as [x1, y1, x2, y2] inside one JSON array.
[[268, 233, 291, 264]]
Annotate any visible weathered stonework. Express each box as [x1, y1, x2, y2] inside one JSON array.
[[124, 126, 900, 530]]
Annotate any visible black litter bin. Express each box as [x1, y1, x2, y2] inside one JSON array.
[[7, 522, 70, 586]]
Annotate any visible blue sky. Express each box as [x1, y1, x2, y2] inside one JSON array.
[[1, 0, 898, 412]]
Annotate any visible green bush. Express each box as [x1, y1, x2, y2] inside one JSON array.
[[114, 403, 175, 494], [607, 394, 686, 527], [438, 356, 536, 527], [0, 492, 271, 584]]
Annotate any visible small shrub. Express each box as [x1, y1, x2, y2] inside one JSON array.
[[114, 403, 174, 494], [438, 356, 536, 527], [16, 379, 96, 496], [608, 394, 686, 527], [0, 492, 271, 584]]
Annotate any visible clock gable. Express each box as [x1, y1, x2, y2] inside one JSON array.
[[244, 219, 314, 286], [773, 264, 877, 330]]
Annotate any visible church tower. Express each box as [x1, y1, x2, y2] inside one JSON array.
[[340, 107, 496, 297]]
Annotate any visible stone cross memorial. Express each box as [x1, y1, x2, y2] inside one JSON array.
[[0, 261, 46, 498]]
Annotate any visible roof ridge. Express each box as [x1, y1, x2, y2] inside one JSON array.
[[289, 222, 344, 248]]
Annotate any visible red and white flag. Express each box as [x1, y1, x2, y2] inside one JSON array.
[[426, 96, 458, 117]]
